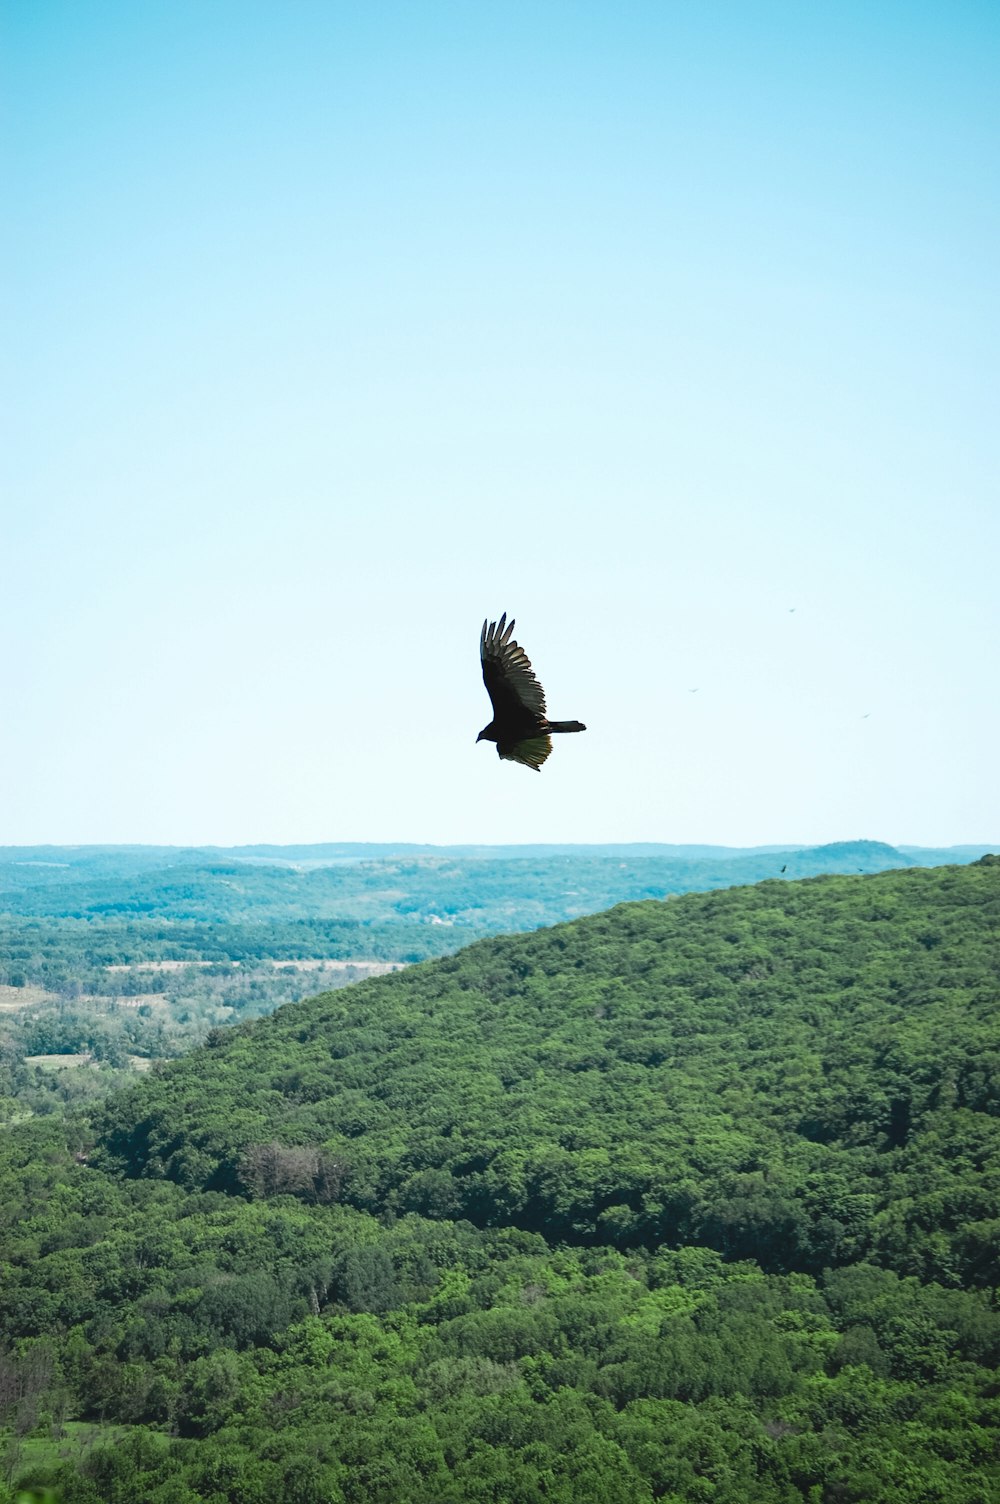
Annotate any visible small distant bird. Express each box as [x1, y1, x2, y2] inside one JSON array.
[[780, 865, 787, 873], [861, 713, 871, 719], [689, 688, 699, 693], [478, 614, 586, 770]]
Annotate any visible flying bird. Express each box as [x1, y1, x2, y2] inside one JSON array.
[[478, 613, 586, 770]]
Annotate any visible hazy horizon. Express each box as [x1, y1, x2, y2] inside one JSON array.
[[2, 837, 995, 860], [4, 3, 997, 848]]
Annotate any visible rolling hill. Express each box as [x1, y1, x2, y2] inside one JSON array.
[[0, 860, 997, 1503], [97, 858, 1000, 1283]]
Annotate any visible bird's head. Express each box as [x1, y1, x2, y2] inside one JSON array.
[[476, 729, 487, 743]]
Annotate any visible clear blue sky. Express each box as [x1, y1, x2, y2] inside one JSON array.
[[2, 2, 997, 847]]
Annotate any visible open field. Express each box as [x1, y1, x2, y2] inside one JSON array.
[[23, 1052, 95, 1069], [264, 957, 406, 973], [105, 959, 218, 972], [0, 984, 54, 1011]]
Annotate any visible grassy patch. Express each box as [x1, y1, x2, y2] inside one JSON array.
[[5, 1421, 162, 1480], [0, 985, 54, 1012], [23, 1054, 95, 1070]]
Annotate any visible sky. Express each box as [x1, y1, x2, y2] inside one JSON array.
[[2, 1, 998, 848]]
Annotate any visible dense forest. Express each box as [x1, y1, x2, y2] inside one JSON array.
[[0, 859, 997, 1501]]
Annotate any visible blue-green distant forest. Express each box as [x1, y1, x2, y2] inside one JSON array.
[[3, 844, 990, 970], [0, 857, 998, 1501]]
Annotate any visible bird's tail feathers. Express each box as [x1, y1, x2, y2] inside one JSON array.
[[545, 720, 586, 733]]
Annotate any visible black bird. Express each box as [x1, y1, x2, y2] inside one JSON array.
[[478, 614, 586, 770], [780, 865, 787, 873]]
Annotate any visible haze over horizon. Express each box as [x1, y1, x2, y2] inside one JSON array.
[[4, 3, 997, 849]]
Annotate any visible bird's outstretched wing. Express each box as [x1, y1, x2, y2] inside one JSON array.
[[481, 614, 547, 719]]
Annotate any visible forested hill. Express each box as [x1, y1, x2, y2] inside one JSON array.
[[100, 858, 1000, 1284], [3, 861, 999, 1502]]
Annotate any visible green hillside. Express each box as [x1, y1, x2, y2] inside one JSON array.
[[99, 858, 1000, 1284], [1, 861, 998, 1503]]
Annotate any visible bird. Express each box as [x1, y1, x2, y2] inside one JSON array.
[[780, 865, 787, 873], [478, 614, 586, 770]]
